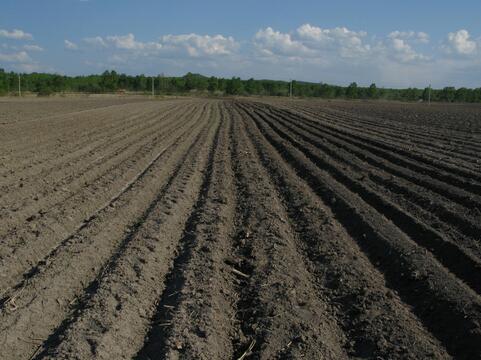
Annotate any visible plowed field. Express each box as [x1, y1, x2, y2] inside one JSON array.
[[1, 97, 480, 359]]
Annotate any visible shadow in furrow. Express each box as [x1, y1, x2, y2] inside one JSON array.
[[251, 104, 481, 295]]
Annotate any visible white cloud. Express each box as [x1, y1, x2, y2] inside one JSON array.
[[389, 38, 427, 62], [106, 33, 162, 51], [161, 33, 238, 57], [64, 40, 78, 50], [23, 44, 43, 52], [108, 54, 128, 64], [296, 24, 332, 43], [16, 63, 42, 72], [296, 24, 370, 58], [83, 36, 107, 47], [254, 25, 371, 61], [84, 33, 163, 54], [72, 26, 481, 88], [388, 31, 430, 44], [386, 32, 429, 62], [0, 43, 43, 52], [0, 51, 31, 62], [0, 29, 33, 40], [254, 27, 313, 57], [84, 32, 238, 59], [417, 32, 430, 44], [445, 29, 477, 55], [243, 24, 437, 86]]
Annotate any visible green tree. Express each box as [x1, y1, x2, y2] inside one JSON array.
[[441, 87, 456, 102], [455, 87, 469, 102], [367, 83, 378, 99], [472, 88, 481, 102], [422, 87, 431, 102], [317, 83, 335, 98], [35, 78, 54, 96], [226, 77, 244, 95], [207, 76, 218, 92], [403, 88, 420, 101], [346, 82, 358, 99], [245, 78, 260, 95], [100, 70, 119, 92], [183, 72, 195, 91], [51, 75, 65, 92], [0, 69, 7, 95]]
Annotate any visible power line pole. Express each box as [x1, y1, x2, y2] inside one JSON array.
[[151, 76, 154, 97], [18, 74, 21, 97], [289, 79, 293, 98], [428, 84, 431, 106], [159, 72, 164, 94]]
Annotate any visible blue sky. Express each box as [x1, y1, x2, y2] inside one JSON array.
[[1, 0, 481, 87]]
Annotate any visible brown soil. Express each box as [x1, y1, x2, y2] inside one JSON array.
[[0, 97, 480, 359]]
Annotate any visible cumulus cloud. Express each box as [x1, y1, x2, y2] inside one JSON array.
[[254, 27, 312, 57], [389, 38, 427, 62], [0, 29, 33, 40], [253, 25, 433, 66], [106, 33, 162, 51], [444, 29, 477, 55], [23, 44, 43, 52], [0, 51, 31, 62], [161, 33, 238, 57], [388, 31, 430, 44], [386, 32, 429, 62], [83, 32, 238, 59], [296, 24, 370, 57], [254, 25, 371, 61], [64, 40, 78, 50], [84, 36, 107, 47], [73, 26, 481, 88]]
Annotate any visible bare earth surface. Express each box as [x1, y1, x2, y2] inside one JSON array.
[[0, 97, 480, 359]]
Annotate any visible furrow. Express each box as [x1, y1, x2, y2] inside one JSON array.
[[0, 107, 210, 360], [270, 105, 481, 197], [296, 105, 481, 161], [254, 104, 481, 255], [234, 101, 452, 359], [297, 104, 481, 151], [227, 103, 351, 359], [135, 102, 234, 360], [309, 109, 481, 170], [0, 103, 195, 235], [0, 102, 183, 188], [0, 101, 170, 172], [260, 102, 481, 212], [0, 104, 205, 292], [246, 102, 481, 295], [236, 101, 481, 359], [36, 102, 221, 360]]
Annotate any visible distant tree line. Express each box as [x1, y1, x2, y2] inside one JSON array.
[[1, 68, 481, 103]]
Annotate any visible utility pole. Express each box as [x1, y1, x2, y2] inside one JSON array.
[[159, 72, 164, 94], [18, 74, 21, 97], [428, 84, 431, 106], [289, 79, 293, 98], [151, 76, 154, 97]]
